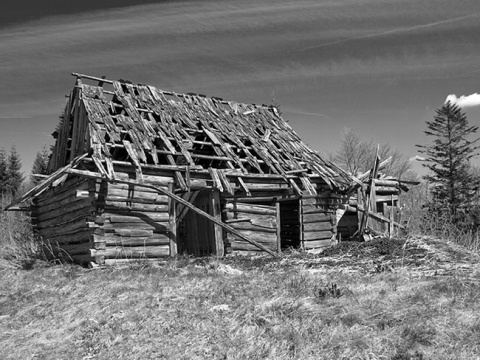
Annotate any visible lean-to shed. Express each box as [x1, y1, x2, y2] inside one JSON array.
[[10, 73, 355, 265]]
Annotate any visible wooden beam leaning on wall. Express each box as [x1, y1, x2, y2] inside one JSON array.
[[66, 168, 279, 257]]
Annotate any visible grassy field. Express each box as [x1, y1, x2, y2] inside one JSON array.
[[1, 237, 480, 359]]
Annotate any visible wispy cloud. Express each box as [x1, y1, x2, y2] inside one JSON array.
[[300, 13, 479, 51]]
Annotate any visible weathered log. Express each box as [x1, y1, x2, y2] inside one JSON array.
[[303, 222, 334, 232], [302, 213, 334, 224], [101, 222, 169, 231], [303, 239, 334, 249], [227, 230, 277, 243], [93, 233, 170, 246], [100, 201, 169, 212], [303, 231, 335, 241], [231, 242, 276, 252], [59, 241, 92, 255], [34, 198, 94, 221], [230, 222, 277, 233], [90, 245, 170, 258], [105, 183, 169, 194], [104, 188, 169, 202], [34, 207, 95, 227], [224, 203, 276, 215], [37, 220, 89, 238], [102, 212, 170, 223], [110, 229, 156, 237], [36, 181, 93, 206], [225, 212, 276, 223], [41, 229, 94, 245]]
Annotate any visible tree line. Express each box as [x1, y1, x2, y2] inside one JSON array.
[[0, 145, 50, 198]]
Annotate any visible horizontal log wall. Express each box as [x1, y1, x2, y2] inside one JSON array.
[[92, 174, 174, 264], [33, 176, 97, 263], [224, 200, 277, 254], [300, 192, 340, 250]]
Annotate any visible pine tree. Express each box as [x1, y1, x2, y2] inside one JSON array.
[[31, 145, 51, 185], [416, 102, 480, 216], [6, 145, 24, 197], [0, 148, 7, 194]]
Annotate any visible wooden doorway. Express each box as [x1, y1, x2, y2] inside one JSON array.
[[176, 190, 223, 256], [279, 200, 301, 250]]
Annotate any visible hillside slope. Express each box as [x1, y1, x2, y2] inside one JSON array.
[[1, 236, 479, 359]]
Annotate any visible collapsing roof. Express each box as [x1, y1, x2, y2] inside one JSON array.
[[45, 73, 353, 195], [7, 74, 363, 261]]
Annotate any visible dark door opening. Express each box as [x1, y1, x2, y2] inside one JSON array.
[[176, 190, 220, 256], [279, 200, 301, 250]]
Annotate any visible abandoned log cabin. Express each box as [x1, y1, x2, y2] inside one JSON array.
[[9, 73, 356, 265]]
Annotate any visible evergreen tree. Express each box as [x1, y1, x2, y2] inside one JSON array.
[[0, 148, 7, 194], [416, 102, 480, 216], [31, 145, 51, 185], [6, 145, 24, 197]]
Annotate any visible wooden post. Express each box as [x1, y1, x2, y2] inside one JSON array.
[[389, 194, 394, 238], [168, 183, 177, 256], [299, 198, 304, 250], [276, 201, 281, 255], [212, 190, 224, 257], [357, 187, 363, 234]]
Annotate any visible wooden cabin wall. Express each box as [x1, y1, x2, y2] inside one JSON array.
[[33, 176, 97, 264], [91, 172, 175, 265], [223, 199, 278, 255], [300, 191, 340, 250]]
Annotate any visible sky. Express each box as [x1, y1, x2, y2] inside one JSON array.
[[1, 0, 480, 177]]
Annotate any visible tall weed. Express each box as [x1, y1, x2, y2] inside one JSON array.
[[0, 194, 41, 269], [403, 193, 480, 253]]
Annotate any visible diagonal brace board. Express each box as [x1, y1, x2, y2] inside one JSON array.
[[66, 168, 279, 257]]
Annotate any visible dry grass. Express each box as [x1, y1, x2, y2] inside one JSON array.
[[0, 195, 43, 270], [1, 236, 479, 360]]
